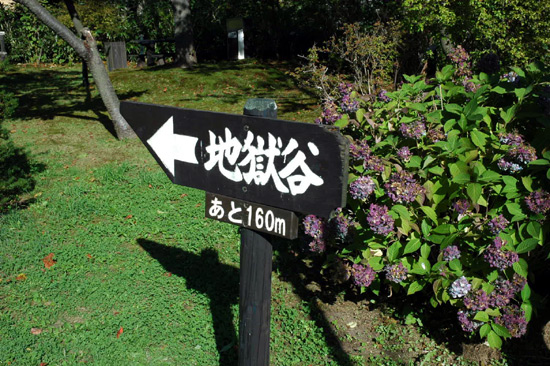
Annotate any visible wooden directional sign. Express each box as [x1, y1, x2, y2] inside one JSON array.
[[121, 101, 349, 217]]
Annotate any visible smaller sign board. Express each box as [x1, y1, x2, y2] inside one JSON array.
[[205, 192, 298, 239]]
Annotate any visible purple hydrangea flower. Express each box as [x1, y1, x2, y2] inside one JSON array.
[[499, 132, 524, 146], [367, 204, 395, 236], [511, 273, 527, 293], [449, 276, 471, 298], [349, 140, 385, 172], [308, 240, 326, 253], [399, 121, 426, 139], [384, 171, 425, 204], [349, 176, 376, 201], [497, 158, 523, 173], [484, 237, 519, 271], [525, 190, 550, 215], [449, 45, 472, 79], [303, 215, 327, 253], [496, 305, 527, 338], [397, 147, 412, 162], [350, 140, 370, 160], [351, 263, 376, 287], [463, 289, 490, 311], [463, 80, 480, 93], [457, 310, 482, 333], [340, 94, 359, 113], [331, 208, 355, 241], [442, 245, 461, 261], [498, 140, 537, 174], [489, 274, 526, 308], [502, 71, 520, 84], [384, 262, 408, 283], [378, 89, 392, 103], [452, 199, 470, 215], [427, 128, 446, 143], [487, 214, 509, 234], [338, 82, 354, 96], [364, 155, 385, 173], [315, 101, 342, 125], [509, 144, 537, 164]]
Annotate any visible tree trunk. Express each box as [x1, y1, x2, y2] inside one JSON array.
[[14, 0, 135, 140], [172, 0, 197, 68]]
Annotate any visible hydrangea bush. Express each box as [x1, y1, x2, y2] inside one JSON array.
[[302, 62, 550, 348]]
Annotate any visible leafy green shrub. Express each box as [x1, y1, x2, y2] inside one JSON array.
[[401, 0, 550, 67], [0, 91, 35, 212], [0, 2, 77, 64], [302, 62, 550, 348], [293, 22, 402, 101]]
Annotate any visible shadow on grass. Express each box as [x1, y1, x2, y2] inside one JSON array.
[[137, 237, 356, 366], [272, 238, 357, 366], [137, 239, 239, 366], [1, 108, 46, 213], [0, 68, 145, 139]]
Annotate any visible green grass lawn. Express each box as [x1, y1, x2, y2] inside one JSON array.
[[0, 60, 347, 366], [0, 60, 534, 366]]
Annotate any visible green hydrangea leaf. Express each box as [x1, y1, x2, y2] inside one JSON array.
[[480, 323, 491, 338], [516, 238, 538, 254], [404, 238, 421, 254], [492, 323, 511, 338], [407, 281, 424, 295], [487, 331, 502, 349]]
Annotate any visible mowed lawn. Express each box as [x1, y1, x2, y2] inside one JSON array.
[[0, 61, 346, 366]]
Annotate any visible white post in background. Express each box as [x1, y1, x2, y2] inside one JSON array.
[[237, 29, 245, 60], [0, 31, 6, 61], [227, 18, 245, 61]]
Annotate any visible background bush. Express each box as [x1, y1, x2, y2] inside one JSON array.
[[2, 1, 548, 67]]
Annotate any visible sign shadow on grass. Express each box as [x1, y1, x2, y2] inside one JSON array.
[[138, 237, 357, 366], [137, 238, 239, 365]]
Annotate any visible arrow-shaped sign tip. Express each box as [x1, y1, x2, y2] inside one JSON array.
[[147, 116, 199, 176]]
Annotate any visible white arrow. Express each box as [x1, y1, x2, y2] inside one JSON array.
[[147, 116, 199, 176]]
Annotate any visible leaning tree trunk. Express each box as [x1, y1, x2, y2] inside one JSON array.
[[14, 0, 135, 140], [172, 0, 197, 68]]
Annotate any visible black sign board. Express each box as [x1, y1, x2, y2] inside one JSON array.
[[121, 101, 349, 217], [205, 192, 299, 239]]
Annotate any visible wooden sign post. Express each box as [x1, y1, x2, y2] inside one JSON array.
[[238, 99, 276, 366], [120, 99, 349, 366]]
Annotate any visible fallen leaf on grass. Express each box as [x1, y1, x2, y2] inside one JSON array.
[[116, 327, 123, 338], [40, 363, 48, 366], [180, 193, 188, 198], [16, 273, 27, 281], [30, 328, 43, 335], [195, 203, 201, 207], [43, 253, 56, 269]]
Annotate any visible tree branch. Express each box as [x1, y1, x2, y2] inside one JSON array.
[[63, 0, 85, 36]]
